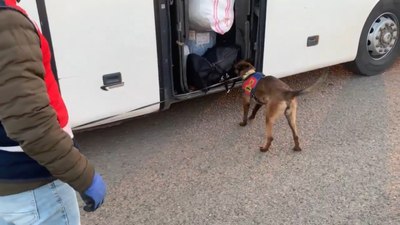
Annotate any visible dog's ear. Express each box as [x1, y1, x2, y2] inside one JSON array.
[[244, 58, 254, 65], [234, 61, 246, 71], [235, 60, 253, 71], [234, 60, 254, 77], [236, 58, 254, 65]]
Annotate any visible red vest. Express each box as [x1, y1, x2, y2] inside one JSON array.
[[242, 72, 265, 96], [2, 0, 70, 130], [0, 0, 72, 153]]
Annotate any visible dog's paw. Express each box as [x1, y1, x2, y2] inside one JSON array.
[[293, 146, 302, 152], [259, 146, 269, 152], [239, 121, 247, 127], [248, 115, 255, 120]]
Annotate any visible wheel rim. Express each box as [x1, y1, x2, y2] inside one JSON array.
[[367, 12, 399, 60]]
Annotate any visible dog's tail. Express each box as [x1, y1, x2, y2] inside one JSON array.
[[286, 72, 328, 99]]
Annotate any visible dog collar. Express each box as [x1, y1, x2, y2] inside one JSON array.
[[242, 69, 256, 80]]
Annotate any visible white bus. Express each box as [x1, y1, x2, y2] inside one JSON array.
[[20, 0, 399, 130]]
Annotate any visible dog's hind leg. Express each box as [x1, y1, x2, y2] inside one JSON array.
[[260, 101, 286, 152], [285, 99, 301, 151], [249, 104, 262, 120]]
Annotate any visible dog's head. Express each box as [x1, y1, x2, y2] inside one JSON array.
[[234, 60, 256, 79]]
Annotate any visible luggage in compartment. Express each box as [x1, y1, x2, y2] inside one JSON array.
[[186, 45, 240, 91], [186, 30, 217, 56], [183, 30, 217, 82], [188, 0, 235, 35], [178, 0, 240, 92]]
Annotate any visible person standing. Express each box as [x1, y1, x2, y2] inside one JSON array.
[[0, 0, 106, 224]]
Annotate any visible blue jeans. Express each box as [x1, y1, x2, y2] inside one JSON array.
[[0, 180, 80, 225]]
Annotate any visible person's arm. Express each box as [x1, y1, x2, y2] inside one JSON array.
[[0, 10, 94, 193]]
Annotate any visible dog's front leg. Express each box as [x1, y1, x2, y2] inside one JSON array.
[[240, 95, 251, 126]]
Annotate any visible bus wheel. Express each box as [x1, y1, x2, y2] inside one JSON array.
[[348, 0, 400, 76]]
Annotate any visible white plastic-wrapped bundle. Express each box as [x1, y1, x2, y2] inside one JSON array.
[[188, 0, 235, 35]]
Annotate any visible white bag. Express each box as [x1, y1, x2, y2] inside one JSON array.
[[188, 0, 235, 35]]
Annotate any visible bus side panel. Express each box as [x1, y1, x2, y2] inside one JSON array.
[[263, 0, 379, 77], [44, 1, 161, 127]]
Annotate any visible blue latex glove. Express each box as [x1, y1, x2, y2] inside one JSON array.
[[80, 173, 106, 212]]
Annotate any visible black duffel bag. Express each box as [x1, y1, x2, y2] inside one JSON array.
[[187, 45, 240, 91]]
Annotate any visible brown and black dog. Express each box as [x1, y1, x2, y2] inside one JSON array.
[[235, 60, 327, 152]]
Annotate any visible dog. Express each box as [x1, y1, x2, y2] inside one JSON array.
[[234, 60, 327, 152]]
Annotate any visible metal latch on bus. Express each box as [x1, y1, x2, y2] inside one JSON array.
[[100, 72, 124, 91], [307, 35, 319, 47]]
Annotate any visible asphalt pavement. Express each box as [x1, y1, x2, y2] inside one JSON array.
[[77, 60, 400, 225]]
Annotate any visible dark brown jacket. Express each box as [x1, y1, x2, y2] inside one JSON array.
[[0, 10, 94, 195]]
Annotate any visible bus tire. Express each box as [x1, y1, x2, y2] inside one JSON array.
[[348, 0, 400, 76]]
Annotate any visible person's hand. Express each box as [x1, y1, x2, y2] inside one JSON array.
[[80, 173, 106, 212]]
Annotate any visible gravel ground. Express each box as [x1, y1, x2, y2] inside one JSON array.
[[76, 60, 400, 225]]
